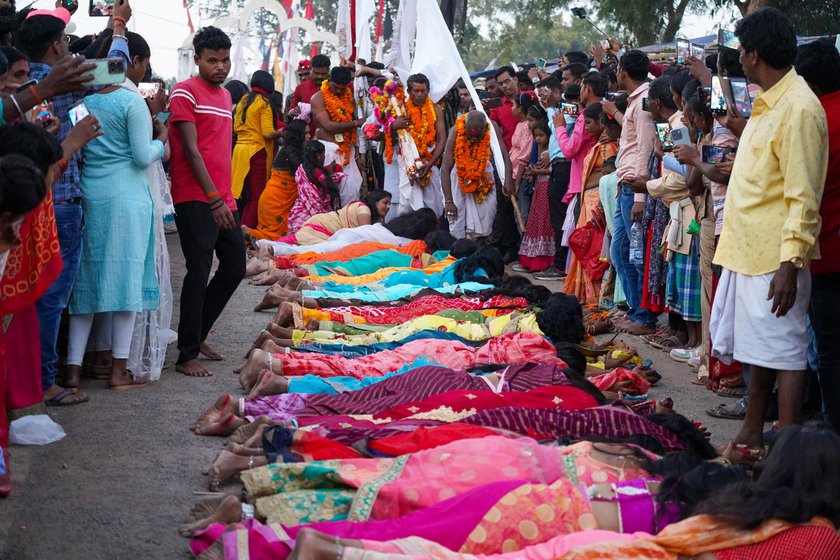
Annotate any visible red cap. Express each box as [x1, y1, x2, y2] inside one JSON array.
[[26, 7, 72, 25], [298, 60, 311, 70]]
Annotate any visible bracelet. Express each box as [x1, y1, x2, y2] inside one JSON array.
[[112, 16, 126, 26], [57, 157, 69, 174], [9, 94, 24, 118], [267, 352, 273, 373], [335, 535, 343, 560], [111, 33, 127, 41], [29, 85, 43, 105], [209, 201, 225, 211], [206, 190, 220, 200]]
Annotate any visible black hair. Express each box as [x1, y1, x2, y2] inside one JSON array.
[[367, 61, 385, 70], [536, 293, 585, 344], [599, 109, 622, 131], [68, 34, 94, 55], [384, 208, 438, 240], [697, 422, 840, 529], [681, 79, 701, 108], [526, 104, 548, 121], [0, 122, 63, 174], [450, 238, 478, 258], [601, 155, 618, 170], [406, 73, 430, 91], [239, 70, 275, 123], [311, 54, 330, 69], [564, 51, 589, 65], [513, 92, 538, 113], [423, 230, 456, 254], [0, 45, 26, 67], [268, 91, 284, 124], [690, 89, 713, 122], [16, 14, 65, 61], [717, 47, 745, 78], [600, 66, 618, 89], [453, 244, 504, 284], [619, 49, 650, 83], [795, 40, 840, 96], [301, 140, 340, 210], [193, 26, 231, 56], [670, 70, 692, 99], [122, 31, 150, 61], [515, 70, 532, 89], [532, 119, 551, 142], [735, 7, 797, 70], [654, 459, 749, 521], [562, 62, 588, 81], [583, 102, 603, 120], [581, 71, 608, 98], [330, 66, 353, 86], [362, 189, 391, 223], [494, 65, 516, 81], [538, 75, 562, 92], [0, 154, 46, 218], [0, 47, 6, 74], [563, 84, 581, 101], [273, 119, 307, 172], [649, 76, 678, 110], [645, 413, 717, 459], [483, 274, 552, 307]]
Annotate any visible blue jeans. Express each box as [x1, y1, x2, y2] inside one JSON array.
[[37, 203, 84, 390], [609, 185, 656, 326], [810, 272, 840, 430]]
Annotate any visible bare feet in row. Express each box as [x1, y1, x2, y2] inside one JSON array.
[[179, 494, 243, 538], [192, 394, 245, 436], [614, 317, 657, 336], [245, 257, 270, 278], [177, 359, 213, 378], [225, 416, 272, 446], [236, 349, 277, 391], [200, 342, 225, 361], [208, 450, 268, 491], [248, 370, 290, 399], [272, 302, 295, 327], [290, 528, 362, 560]]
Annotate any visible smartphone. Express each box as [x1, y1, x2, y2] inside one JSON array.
[[729, 77, 753, 118], [676, 38, 690, 65], [85, 58, 126, 86], [702, 145, 736, 164], [690, 43, 705, 60], [642, 97, 650, 112], [62, 0, 79, 11], [600, 39, 611, 50], [15, 79, 37, 94], [138, 82, 162, 99], [155, 111, 172, 124], [710, 76, 727, 115], [605, 92, 624, 102], [68, 100, 90, 126], [670, 126, 692, 147], [536, 58, 547, 70], [561, 102, 579, 117], [33, 101, 54, 128], [89, 0, 115, 16], [718, 29, 740, 51], [557, 48, 564, 58], [482, 97, 502, 110], [655, 122, 671, 144]]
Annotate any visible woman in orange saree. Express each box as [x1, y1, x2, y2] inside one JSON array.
[[564, 104, 618, 305]]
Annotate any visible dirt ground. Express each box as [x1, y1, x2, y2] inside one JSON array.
[[0, 235, 740, 559]]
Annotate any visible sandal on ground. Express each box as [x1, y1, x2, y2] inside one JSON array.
[[109, 377, 149, 391], [45, 388, 89, 407], [716, 385, 746, 399], [706, 400, 747, 420]]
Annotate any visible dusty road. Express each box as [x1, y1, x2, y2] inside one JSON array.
[[0, 235, 739, 559]]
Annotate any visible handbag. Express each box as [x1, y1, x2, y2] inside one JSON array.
[[568, 205, 610, 281]]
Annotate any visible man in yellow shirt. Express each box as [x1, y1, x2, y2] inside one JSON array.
[[710, 8, 828, 459]]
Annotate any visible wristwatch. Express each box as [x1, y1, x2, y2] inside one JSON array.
[[790, 257, 805, 269]]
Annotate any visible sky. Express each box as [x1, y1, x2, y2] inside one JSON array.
[[29, 0, 739, 81]]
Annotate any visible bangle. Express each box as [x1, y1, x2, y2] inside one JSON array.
[[9, 94, 24, 118], [112, 16, 126, 26], [206, 191, 220, 201], [57, 157, 69, 174], [29, 85, 43, 105], [111, 33, 127, 41], [209, 200, 224, 210]]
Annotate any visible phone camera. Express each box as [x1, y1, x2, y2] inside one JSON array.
[[108, 60, 123, 74]]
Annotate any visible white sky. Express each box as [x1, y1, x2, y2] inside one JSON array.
[[29, 0, 740, 81]]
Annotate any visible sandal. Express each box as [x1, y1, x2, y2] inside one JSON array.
[[716, 385, 746, 399], [706, 400, 747, 420], [45, 388, 90, 407]]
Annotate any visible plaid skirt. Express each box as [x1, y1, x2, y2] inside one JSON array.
[[666, 237, 702, 322]]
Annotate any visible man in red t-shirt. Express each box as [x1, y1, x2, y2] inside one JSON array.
[[488, 66, 520, 150], [169, 26, 245, 378], [289, 53, 330, 135]]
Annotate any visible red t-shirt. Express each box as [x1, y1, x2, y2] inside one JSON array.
[[813, 89, 840, 275], [490, 97, 518, 150], [291, 79, 320, 136], [168, 76, 235, 210]]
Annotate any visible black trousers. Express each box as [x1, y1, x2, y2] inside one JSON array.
[[174, 201, 246, 363], [548, 160, 572, 269]]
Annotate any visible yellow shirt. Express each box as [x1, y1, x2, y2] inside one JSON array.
[[231, 94, 276, 198], [714, 69, 828, 275]]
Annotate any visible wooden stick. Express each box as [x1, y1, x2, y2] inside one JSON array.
[[509, 194, 526, 232]]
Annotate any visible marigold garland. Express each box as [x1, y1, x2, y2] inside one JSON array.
[[406, 96, 436, 156], [369, 84, 398, 164], [320, 80, 357, 165], [454, 114, 493, 203]]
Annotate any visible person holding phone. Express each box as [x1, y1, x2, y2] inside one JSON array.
[[169, 27, 245, 379], [17, 2, 133, 400]]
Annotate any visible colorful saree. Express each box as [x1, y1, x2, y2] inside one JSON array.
[[293, 201, 372, 245], [271, 331, 561, 380], [306, 257, 456, 286], [287, 165, 336, 233], [273, 240, 427, 268], [251, 169, 298, 241], [291, 295, 530, 327]]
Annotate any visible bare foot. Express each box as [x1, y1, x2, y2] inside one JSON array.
[[108, 361, 149, 391], [200, 342, 225, 361], [229, 443, 264, 456], [253, 268, 285, 286], [290, 528, 355, 560], [248, 370, 290, 399], [179, 494, 242, 538], [197, 540, 224, 560], [196, 412, 246, 437], [248, 329, 282, 357], [245, 257, 269, 278], [254, 291, 287, 312], [190, 494, 234, 520], [225, 416, 272, 446], [617, 321, 657, 335], [63, 365, 83, 389], [177, 359, 213, 378], [192, 394, 237, 432], [272, 302, 295, 327], [261, 339, 294, 354], [237, 349, 276, 391], [208, 450, 268, 491]]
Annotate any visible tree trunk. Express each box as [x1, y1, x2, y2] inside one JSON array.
[[743, 0, 779, 14], [662, 0, 693, 42]]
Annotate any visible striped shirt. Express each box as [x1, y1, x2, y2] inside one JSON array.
[[168, 76, 235, 210]]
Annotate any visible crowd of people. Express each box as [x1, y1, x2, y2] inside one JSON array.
[[0, 0, 839, 557]]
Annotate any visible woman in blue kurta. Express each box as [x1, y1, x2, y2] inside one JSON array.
[[65, 32, 167, 390]]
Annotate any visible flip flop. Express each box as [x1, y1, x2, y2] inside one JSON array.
[[45, 388, 89, 407], [109, 377, 149, 391], [716, 385, 746, 399], [706, 401, 746, 420]]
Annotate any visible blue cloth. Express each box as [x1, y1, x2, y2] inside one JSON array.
[[68, 88, 164, 314], [28, 37, 130, 203], [303, 281, 493, 302], [546, 107, 576, 162], [662, 155, 686, 175], [287, 358, 441, 395], [610, 185, 657, 326], [37, 204, 84, 389], [294, 329, 484, 358], [0, 447, 4, 476]]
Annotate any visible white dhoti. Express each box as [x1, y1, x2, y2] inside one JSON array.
[[710, 267, 811, 371], [383, 158, 401, 222], [397, 157, 444, 218], [319, 139, 363, 206], [448, 167, 497, 240]]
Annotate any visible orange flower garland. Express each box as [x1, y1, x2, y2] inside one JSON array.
[[406, 96, 436, 155], [320, 80, 357, 165], [454, 114, 493, 203]]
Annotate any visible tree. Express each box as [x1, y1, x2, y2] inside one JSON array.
[[594, 0, 705, 46], [720, 0, 840, 34]]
